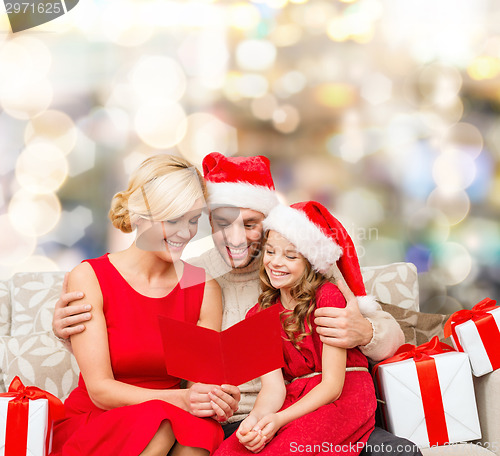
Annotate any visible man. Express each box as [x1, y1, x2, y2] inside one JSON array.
[[53, 153, 420, 455]]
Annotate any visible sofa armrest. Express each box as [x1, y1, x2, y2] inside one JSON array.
[[474, 370, 500, 455]]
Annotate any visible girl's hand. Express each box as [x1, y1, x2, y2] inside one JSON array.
[[255, 413, 282, 444], [237, 415, 266, 453]]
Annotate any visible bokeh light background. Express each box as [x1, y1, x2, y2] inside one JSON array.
[[1, 0, 499, 313]]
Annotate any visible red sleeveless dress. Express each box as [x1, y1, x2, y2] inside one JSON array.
[[51, 254, 224, 455], [214, 282, 376, 456]]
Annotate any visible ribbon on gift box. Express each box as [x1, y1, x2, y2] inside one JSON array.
[[444, 298, 500, 371], [0, 376, 65, 456], [373, 337, 456, 447]]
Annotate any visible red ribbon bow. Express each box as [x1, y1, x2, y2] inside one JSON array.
[[444, 298, 500, 371], [0, 376, 65, 456], [374, 337, 456, 447]]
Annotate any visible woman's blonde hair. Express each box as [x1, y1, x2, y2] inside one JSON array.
[[258, 230, 329, 348], [109, 154, 207, 233]]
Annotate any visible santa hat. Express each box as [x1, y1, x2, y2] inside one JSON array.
[[202, 152, 279, 215], [263, 201, 378, 315]]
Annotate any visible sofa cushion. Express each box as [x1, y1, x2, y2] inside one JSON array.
[[10, 272, 65, 336], [0, 332, 79, 400], [0, 279, 10, 336], [379, 302, 452, 346], [361, 262, 419, 312]]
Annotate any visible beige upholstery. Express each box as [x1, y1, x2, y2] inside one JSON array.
[[0, 264, 498, 455]]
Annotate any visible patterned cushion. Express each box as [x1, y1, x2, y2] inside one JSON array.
[[0, 332, 79, 400], [0, 279, 10, 336], [379, 302, 452, 347], [10, 272, 65, 336], [361, 262, 419, 312]]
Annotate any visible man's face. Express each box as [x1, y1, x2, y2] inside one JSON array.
[[210, 207, 265, 269]]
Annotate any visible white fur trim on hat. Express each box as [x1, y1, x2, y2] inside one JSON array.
[[263, 204, 343, 272], [206, 181, 279, 216], [356, 295, 379, 315]]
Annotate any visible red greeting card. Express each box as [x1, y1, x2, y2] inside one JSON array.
[[158, 305, 284, 386]]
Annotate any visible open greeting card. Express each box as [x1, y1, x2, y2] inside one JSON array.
[[158, 306, 285, 386]]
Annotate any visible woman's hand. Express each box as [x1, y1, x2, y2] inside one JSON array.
[[185, 383, 240, 421], [209, 384, 240, 422]]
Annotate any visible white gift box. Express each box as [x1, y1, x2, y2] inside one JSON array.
[[376, 351, 481, 449], [0, 396, 50, 456], [451, 307, 500, 377]]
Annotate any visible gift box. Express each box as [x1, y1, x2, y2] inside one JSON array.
[[444, 298, 500, 377], [0, 377, 64, 456], [374, 337, 481, 449]]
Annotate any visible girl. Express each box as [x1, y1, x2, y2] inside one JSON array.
[[51, 155, 230, 456], [214, 201, 377, 456]]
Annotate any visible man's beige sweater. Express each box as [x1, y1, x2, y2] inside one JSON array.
[[188, 248, 403, 423]]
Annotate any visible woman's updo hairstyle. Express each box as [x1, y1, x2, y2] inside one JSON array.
[[109, 154, 207, 233]]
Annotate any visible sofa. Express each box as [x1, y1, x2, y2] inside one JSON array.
[[0, 263, 499, 455]]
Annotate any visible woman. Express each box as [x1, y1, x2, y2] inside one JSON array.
[[51, 155, 227, 456]]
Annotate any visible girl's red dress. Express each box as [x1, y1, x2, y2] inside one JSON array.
[[50, 254, 224, 455], [214, 282, 377, 456]]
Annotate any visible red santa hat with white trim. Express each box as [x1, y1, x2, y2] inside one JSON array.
[[263, 201, 379, 315], [202, 152, 279, 215]]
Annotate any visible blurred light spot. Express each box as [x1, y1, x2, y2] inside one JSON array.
[[269, 23, 303, 47], [134, 101, 187, 149], [25, 110, 77, 155], [327, 16, 350, 42], [405, 244, 431, 273], [228, 3, 261, 30], [430, 242, 472, 286], [265, 0, 288, 8], [0, 37, 51, 90], [427, 188, 471, 225], [235, 74, 269, 98], [79, 107, 130, 150], [420, 97, 463, 125], [337, 189, 384, 227], [361, 73, 392, 105], [315, 83, 356, 109], [130, 56, 186, 102], [417, 64, 463, 107], [12, 255, 59, 273], [274, 71, 307, 98], [327, 112, 382, 163], [178, 30, 229, 89], [51, 206, 93, 247], [290, 0, 308, 3], [406, 207, 450, 245], [8, 190, 61, 237], [467, 56, 500, 80], [0, 214, 36, 266], [0, 79, 53, 120], [251, 94, 278, 121], [327, 10, 375, 43], [178, 113, 238, 165], [458, 217, 500, 266], [16, 143, 68, 194], [432, 150, 476, 192], [68, 131, 96, 177], [439, 122, 483, 158], [466, 150, 494, 202], [272, 105, 301, 134], [100, 0, 153, 47], [236, 40, 277, 71]]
